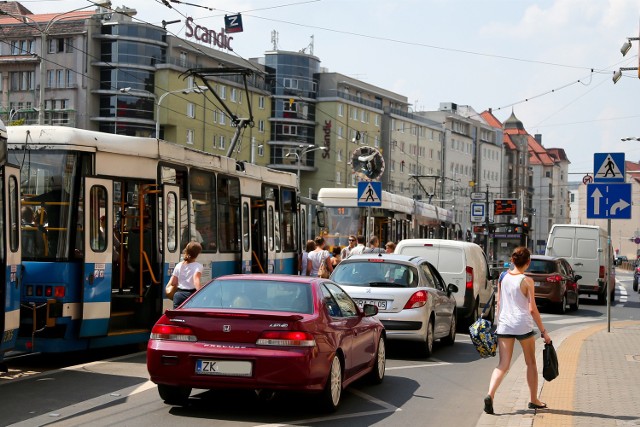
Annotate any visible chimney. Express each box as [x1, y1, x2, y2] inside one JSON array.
[[534, 134, 542, 145]]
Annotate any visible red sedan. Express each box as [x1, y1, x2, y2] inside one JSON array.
[[147, 274, 386, 411]]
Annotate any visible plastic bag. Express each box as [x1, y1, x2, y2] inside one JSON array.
[[543, 342, 559, 381]]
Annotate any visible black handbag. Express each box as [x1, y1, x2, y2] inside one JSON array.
[[543, 342, 559, 381]]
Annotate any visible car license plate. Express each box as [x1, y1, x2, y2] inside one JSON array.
[[195, 359, 252, 377], [355, 299, 387, 310]]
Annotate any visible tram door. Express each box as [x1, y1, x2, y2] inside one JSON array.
[[162, 185, 180, 309], [241, 197, 251, 273], [80, 178, 113, 337], [1, 165, 21, 357], [250, 199, 273, 274]]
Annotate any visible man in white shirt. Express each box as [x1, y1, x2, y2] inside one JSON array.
[[348, 235, 366, 257], [341, 235, 357, 259]]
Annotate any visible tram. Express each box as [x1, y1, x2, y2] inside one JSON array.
[[0, 120, 21, 368], [317, 187, 454, 249], [8, 125, 299, 354]]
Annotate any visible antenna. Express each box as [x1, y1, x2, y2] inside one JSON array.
[[271, 30, 279, 50]]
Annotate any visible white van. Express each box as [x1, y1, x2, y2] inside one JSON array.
[[394, 239, 496, 326], [545, 224, 615, 304]]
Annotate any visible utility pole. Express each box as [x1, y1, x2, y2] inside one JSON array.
[[484, 184, 490, 258]]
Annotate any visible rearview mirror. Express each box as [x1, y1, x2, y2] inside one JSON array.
[[362, 303, 378, 316], [316, 210, 326, 228], [447, 283, 459, 295], [574, 274, 582, 281]]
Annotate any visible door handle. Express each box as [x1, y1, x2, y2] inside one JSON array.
[[575, 263, 583, 266]]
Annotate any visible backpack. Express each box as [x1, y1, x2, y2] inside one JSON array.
[[468, 292, 497, 358]]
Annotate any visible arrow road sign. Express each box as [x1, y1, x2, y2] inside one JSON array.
[[586, 183, 632, 219]]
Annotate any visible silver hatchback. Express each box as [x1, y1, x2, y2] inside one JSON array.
[[331, 254, 458, 357]]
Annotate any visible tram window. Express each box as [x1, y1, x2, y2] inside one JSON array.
[[189, 169, 217, 252], [9, 175, 19, 252], [242, 202, 249, 252], [217, 175, 240, 253], [268, 205, 274, 251], [166, 191, 178, 252], [89, 185, 107, 253]]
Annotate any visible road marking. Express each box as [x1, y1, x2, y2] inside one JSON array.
[[385, 360, 450, 371]]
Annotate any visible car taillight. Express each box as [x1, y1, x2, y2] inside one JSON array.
[[636, 267, 640, 274], [150, 324, 197, 342], [256, 331, 316, 347], [466, 266, 474, 290], [599, 265, 605, 278], [403, 290, 428, 309], [547, 275, 563, 283]]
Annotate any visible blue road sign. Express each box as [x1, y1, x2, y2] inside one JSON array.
[[357, 181, 382, 207], [471, 203, 485, 223], [594, 152, 625, 183], [586, 183, 632, 219]]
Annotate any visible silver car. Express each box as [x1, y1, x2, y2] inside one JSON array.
[[331, 254, 458, 357]]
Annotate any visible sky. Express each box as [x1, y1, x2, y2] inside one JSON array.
[[25, 0, 640, 180]]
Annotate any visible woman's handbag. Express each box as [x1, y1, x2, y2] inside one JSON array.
[[543, 342, 559, 381], [317, 251, 331, 279], [468, 292, 497, 358], [165, 281, 178, 301]]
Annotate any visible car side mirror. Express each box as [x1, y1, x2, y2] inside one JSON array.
[[362, 303, 378, 317], [447, 283, 459, 295], [574, 274, 582, 281]]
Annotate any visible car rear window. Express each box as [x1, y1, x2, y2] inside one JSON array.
[[527, 260, 556, 274], [182, 279, 313, 314], [332, 261, 417, 287]]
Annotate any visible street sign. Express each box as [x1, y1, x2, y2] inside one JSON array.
[[224, 14, 244, 33], [357, 181, 382, 207], [582, 174, 593, 185], [594, 153, 625, 183], [470, 192, 486, 201], [470, 203, 485, 223], [586, 183, 632, 219], [493, 199, 518, 216]]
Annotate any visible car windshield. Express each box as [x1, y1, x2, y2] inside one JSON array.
[[332, 261, 417, 288], [182, 279, 313, 314], [527, 259, 556, 274]]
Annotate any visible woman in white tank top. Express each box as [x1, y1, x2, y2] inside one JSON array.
[[483, 247, 552, 415]]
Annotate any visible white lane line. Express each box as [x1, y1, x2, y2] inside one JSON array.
[[254, 389, 400, 427], [8, 380, 155, 427], [544, 317, 602, 325], [385, 361, 450, 371]]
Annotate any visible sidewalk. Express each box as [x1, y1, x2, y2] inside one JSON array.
[[476, 320, 640, 427]]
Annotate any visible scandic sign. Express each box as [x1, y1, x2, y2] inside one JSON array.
[[185, 17, 234, 51]]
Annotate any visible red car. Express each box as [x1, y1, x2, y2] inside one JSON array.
[[147, 274, 386, 411], [525, 255, 581, 313]]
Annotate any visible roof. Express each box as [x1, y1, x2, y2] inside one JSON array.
[[480, 110, 503, 129], [528, 134, 556, 166], [0, 9, 93, 36]]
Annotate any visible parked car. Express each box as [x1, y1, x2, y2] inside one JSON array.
[[147, 274, 386, 411], [633, 260, 640, 292], [524, 255, 581, 313], [394, 239, 496, 326], [330, 253, 458, 358], [615, 255, 628, 266]]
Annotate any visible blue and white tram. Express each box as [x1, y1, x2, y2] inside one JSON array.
[[8, 126, 299, 354], [317, 187, 453, 250], [0, 120, 21, 367]]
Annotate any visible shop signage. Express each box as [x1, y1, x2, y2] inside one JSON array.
[[185, 17, 234, 51]]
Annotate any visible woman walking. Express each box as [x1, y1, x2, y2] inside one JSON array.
[[167, 241, 203, 308], [299, 240, 316, 276], [307, 236, 333, 277], [484, 246, 551, 414]]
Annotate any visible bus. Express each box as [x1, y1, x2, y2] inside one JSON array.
[[0, 119, 21, 368], [8, 125, 299, 354], [487, 222, 529, 266], [317, 187, 453, 250]]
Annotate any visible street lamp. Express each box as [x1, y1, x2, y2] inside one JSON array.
[[6, 2, 112, 124], [155, 86, 208, 138], [285, 145, 328, 187]]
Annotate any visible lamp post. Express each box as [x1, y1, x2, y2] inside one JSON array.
[[120, 85, 207, 137], [6, 2, 112, 125], [285, 145, 328, 188]]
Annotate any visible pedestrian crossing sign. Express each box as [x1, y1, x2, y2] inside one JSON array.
[[594, 153, 625, 183], [357, 181, 382, 207]]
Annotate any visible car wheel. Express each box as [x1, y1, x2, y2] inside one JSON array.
[[419, 317, 435, 358], [321, 355, 342, 412], [633, 277, 638, 293], [441, 311, 456, 346], [157, 384, 191, 406], [367, 336, 386, 384], [556, 294, 567, 314], [597, 289, 606, 305], [569, 293, 580, 311]]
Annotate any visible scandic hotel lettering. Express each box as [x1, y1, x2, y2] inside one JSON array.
[[185, 17, 233, 51]]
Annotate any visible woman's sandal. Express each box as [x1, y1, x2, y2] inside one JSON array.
[[484, 395, 494, 414], [528, 402, 548, 409]]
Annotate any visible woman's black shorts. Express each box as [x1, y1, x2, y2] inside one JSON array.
[[497, 330, 535, 341]]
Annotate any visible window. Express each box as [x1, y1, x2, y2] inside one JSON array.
[[56, 70, 64, 87], [282, 125, 297, 135], [337, 126, 343, 139], [258, 120, 265, 133], [186, 129, 194, 145], [338, 104, 344, 117], [187, 75, 194, 88], [10, 71, 34, 91], [66, 70, 74, 87], [230, 88, 241, 103], [321, 283, 358, 317], [281, 189, 297, 252], [188, 169, 217, 252], [258, 96, 265, 109], [219, 135, 225, 150], [49, 38, 71, 53], [217, 176, 241, 252], [219, 111, 226, 125], [89, 186, 108, 252], [337, 149, 342, 162], [219, 85, 226, 100], [336, 171, 342, 184], [257, 144, 264, 156], [187, 103, 195, 118], [11, 39, 33, 55], [180, 51, 188, 67], [283, 78, 298, 89]]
